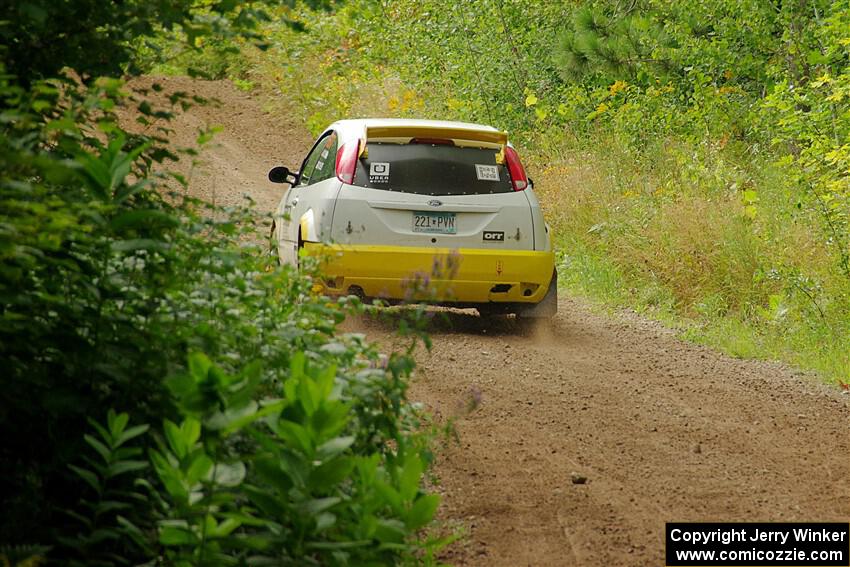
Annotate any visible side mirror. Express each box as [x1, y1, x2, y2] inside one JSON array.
[[268, 166, 299, 185]]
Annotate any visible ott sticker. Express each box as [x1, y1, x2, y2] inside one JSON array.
[[475, 164, 500, 181], [369, 162, 390, 183]]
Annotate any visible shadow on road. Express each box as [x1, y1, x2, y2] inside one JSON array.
[[350, 305, 563, 339]]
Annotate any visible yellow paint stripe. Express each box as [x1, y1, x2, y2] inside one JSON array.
[[365, 125, 508, 146], [303, 243, 554, 303]]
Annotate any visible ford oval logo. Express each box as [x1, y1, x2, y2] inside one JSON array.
[[428, 199, 443, 207]]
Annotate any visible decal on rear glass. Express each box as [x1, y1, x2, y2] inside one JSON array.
[[369, 162, 390, 183], [321, 149, 329, 159], [475, 164, 500, 182]]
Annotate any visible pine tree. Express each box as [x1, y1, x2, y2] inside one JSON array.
[[553, 2, 675, 84]]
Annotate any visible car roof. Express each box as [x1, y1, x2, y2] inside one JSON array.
[[327, 118, 502, 144]]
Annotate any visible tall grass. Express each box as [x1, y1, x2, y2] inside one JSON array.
[[534, 128, 849, 382]]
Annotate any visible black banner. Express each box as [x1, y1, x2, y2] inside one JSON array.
[[666, 523, 849, 566]]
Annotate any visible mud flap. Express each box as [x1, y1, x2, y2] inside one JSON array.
[[517, 270, 557, 318]]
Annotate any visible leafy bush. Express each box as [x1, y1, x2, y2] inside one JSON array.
[[1, 0, 445, 561], [0, 72, 182, 539], [56, 350, 442, 565], [0, 65, 441, 561]]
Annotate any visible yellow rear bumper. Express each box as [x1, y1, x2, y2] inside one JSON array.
[[303, 243, 555, 303]]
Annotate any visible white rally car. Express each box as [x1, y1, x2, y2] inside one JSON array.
[[268, 118, 556, 318]]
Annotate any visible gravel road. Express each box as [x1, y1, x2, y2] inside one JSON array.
[[138, 76, 850, 567]]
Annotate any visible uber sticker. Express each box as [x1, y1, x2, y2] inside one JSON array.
[[369, 162, 390, 183], [475, 164, 500, 182]]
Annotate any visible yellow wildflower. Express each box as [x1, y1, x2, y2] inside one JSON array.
[[609, 80, 628, 96]]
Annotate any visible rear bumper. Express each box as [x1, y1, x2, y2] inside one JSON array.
[[304, 243, 555, 304]]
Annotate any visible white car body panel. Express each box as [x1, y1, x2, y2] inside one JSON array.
[[273, 176, 342, 264], [271, 117, 551, 261], [329, 188, 537, 251]]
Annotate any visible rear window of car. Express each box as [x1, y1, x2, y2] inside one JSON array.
[[352, 142, 513, 196]]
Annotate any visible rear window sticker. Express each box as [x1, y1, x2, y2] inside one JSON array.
[[369, 162, 390, 183], [321, 149, 329, 159], [316, 160, 325, 171], [475, 164, 500, 182]]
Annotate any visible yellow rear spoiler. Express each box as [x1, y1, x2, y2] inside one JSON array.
[[362, 124, 508, 160]]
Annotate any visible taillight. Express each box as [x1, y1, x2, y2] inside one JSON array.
[[504, 146, 528, 191], [335, 138, 361, 184]]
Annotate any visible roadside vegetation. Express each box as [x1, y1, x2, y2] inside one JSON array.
[[2, 0, 848, 562], [1, 2, 445, 565], [182, 0, 849, 384]]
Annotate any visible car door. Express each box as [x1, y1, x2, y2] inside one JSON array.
[[275, 130, 341, 265]]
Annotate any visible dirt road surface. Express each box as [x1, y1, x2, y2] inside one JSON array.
[[143, 76, 850, 566]]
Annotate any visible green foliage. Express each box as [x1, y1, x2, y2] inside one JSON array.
[[0, 70, 183, 539], [59, 351, 441, 565], [0, 545, 50, 567], [554, 4, 677, 84], [1, 0, 443, 561], [154, 352, 440, 565], [253, 0, 849, 382], [0, 0, 332, 86], [762, 1, 850, 281], [0, 59, 441, 559], [60, 411, 153, 564], [2, 0, 189, 84]]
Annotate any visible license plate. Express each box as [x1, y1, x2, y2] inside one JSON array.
[[413, 211, 456, 234]]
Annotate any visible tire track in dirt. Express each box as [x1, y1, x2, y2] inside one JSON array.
[[158, 77, 850, 567], [392, 307, 849, 566]]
